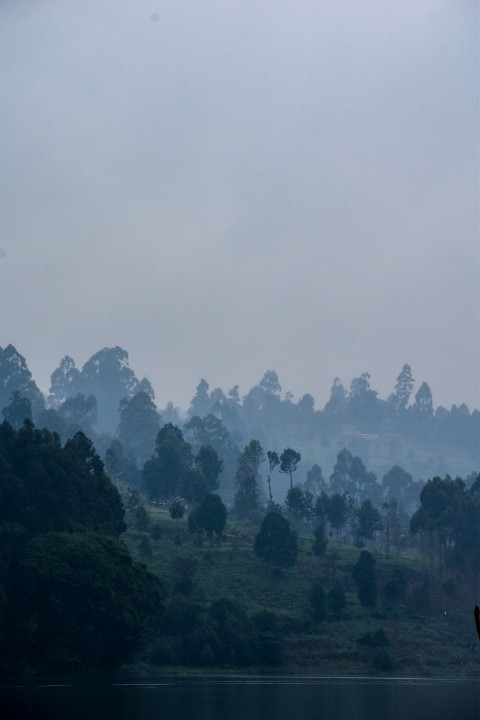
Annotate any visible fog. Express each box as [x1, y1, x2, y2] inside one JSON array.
[[0, 0, 478, 410]]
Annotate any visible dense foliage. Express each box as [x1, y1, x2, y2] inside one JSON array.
[[0, 345, 479, 675], [0, 422, 163, 673], [254, 512, 298, 568]]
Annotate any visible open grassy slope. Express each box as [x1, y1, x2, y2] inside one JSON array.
[[124, 508, 480, 676]]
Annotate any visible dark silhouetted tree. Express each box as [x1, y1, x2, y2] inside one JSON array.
[[285, 485, 314, 521], [193, 494, 227, 540], [118, 391, 160, 465], [279, 447, 301, 488], [327, 493, 349, 540], [413, 381, 434, 418], [266, 450, 280, 504], [143, 424, 193, 502], [355, 499, 383, 547], [390, 363, 415, 414], [195, 444, 223, 493], [254, 512, 297, 568], [233, 439, 265, 519]]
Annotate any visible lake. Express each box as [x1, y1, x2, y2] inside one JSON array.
[[1, 676, 479, 720]]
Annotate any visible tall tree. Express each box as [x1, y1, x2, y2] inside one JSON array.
[[183, 414, 238, 502], [0, 345, 45, 420], [348, 372, 384, 429], [188, 379, 211, 418], [305, 464, 325, 496], [233, 439, 265, 519], [48, 355, 81, 407], [68, 347, 153, 434], [118, 391, 161, 465], [266, 450, 280, 504], [326, 493, 349, 540], [280, 448, 301, 489], [381, 465, 414, 506], [413, 381, 434, 418], [355, 499, 383, 547], [259, 370, 282, 395], [322, 377, 348, 421], [143, 424, 192, 502], [195, 444, 223, 493], [392, 364, 415, 413]]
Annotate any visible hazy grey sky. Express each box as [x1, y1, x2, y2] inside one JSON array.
[[1, 0, 478, 411]]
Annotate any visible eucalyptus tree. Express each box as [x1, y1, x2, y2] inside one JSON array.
[[266, 450, 280, 503], [233, 439, 265, 519], [279, 447, 301, 489]]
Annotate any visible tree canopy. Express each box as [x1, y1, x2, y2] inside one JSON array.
[[254, 512, 298, 568], [0, 421, 163, 673]]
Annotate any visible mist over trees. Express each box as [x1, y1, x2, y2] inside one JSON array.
[[0, 343, 479, 675], [0, 345, 478, 514]]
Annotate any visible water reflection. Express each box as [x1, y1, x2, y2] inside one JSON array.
[[1, 676, 479, 720]]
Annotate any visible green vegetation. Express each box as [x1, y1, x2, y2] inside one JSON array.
[[123, 504, 480, 677], [0, 422, 163, 675], [0, 345, 479, 677]]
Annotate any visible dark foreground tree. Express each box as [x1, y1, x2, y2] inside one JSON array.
[[254, 512, 297, 568], [0, 421, 163, 673], [189, 494, 227, 540], [6, 531, 163, 670]]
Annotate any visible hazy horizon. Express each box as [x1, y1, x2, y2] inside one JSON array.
[[1, 1, 478, 412]]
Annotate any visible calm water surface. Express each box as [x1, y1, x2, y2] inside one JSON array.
[[1, 676, 479, 720]]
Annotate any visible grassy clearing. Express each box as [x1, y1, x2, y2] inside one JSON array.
[[124, 507, 480, 676]]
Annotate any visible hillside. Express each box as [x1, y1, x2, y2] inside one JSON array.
[[123, 506, 480, 677]]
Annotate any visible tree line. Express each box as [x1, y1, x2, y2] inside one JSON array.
[[1, 345, 478, 488]]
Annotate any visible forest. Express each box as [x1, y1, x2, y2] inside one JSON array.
[[0, 343, 479, 675]]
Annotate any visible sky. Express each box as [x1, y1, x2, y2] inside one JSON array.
[[0, 0, 479, 412]]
